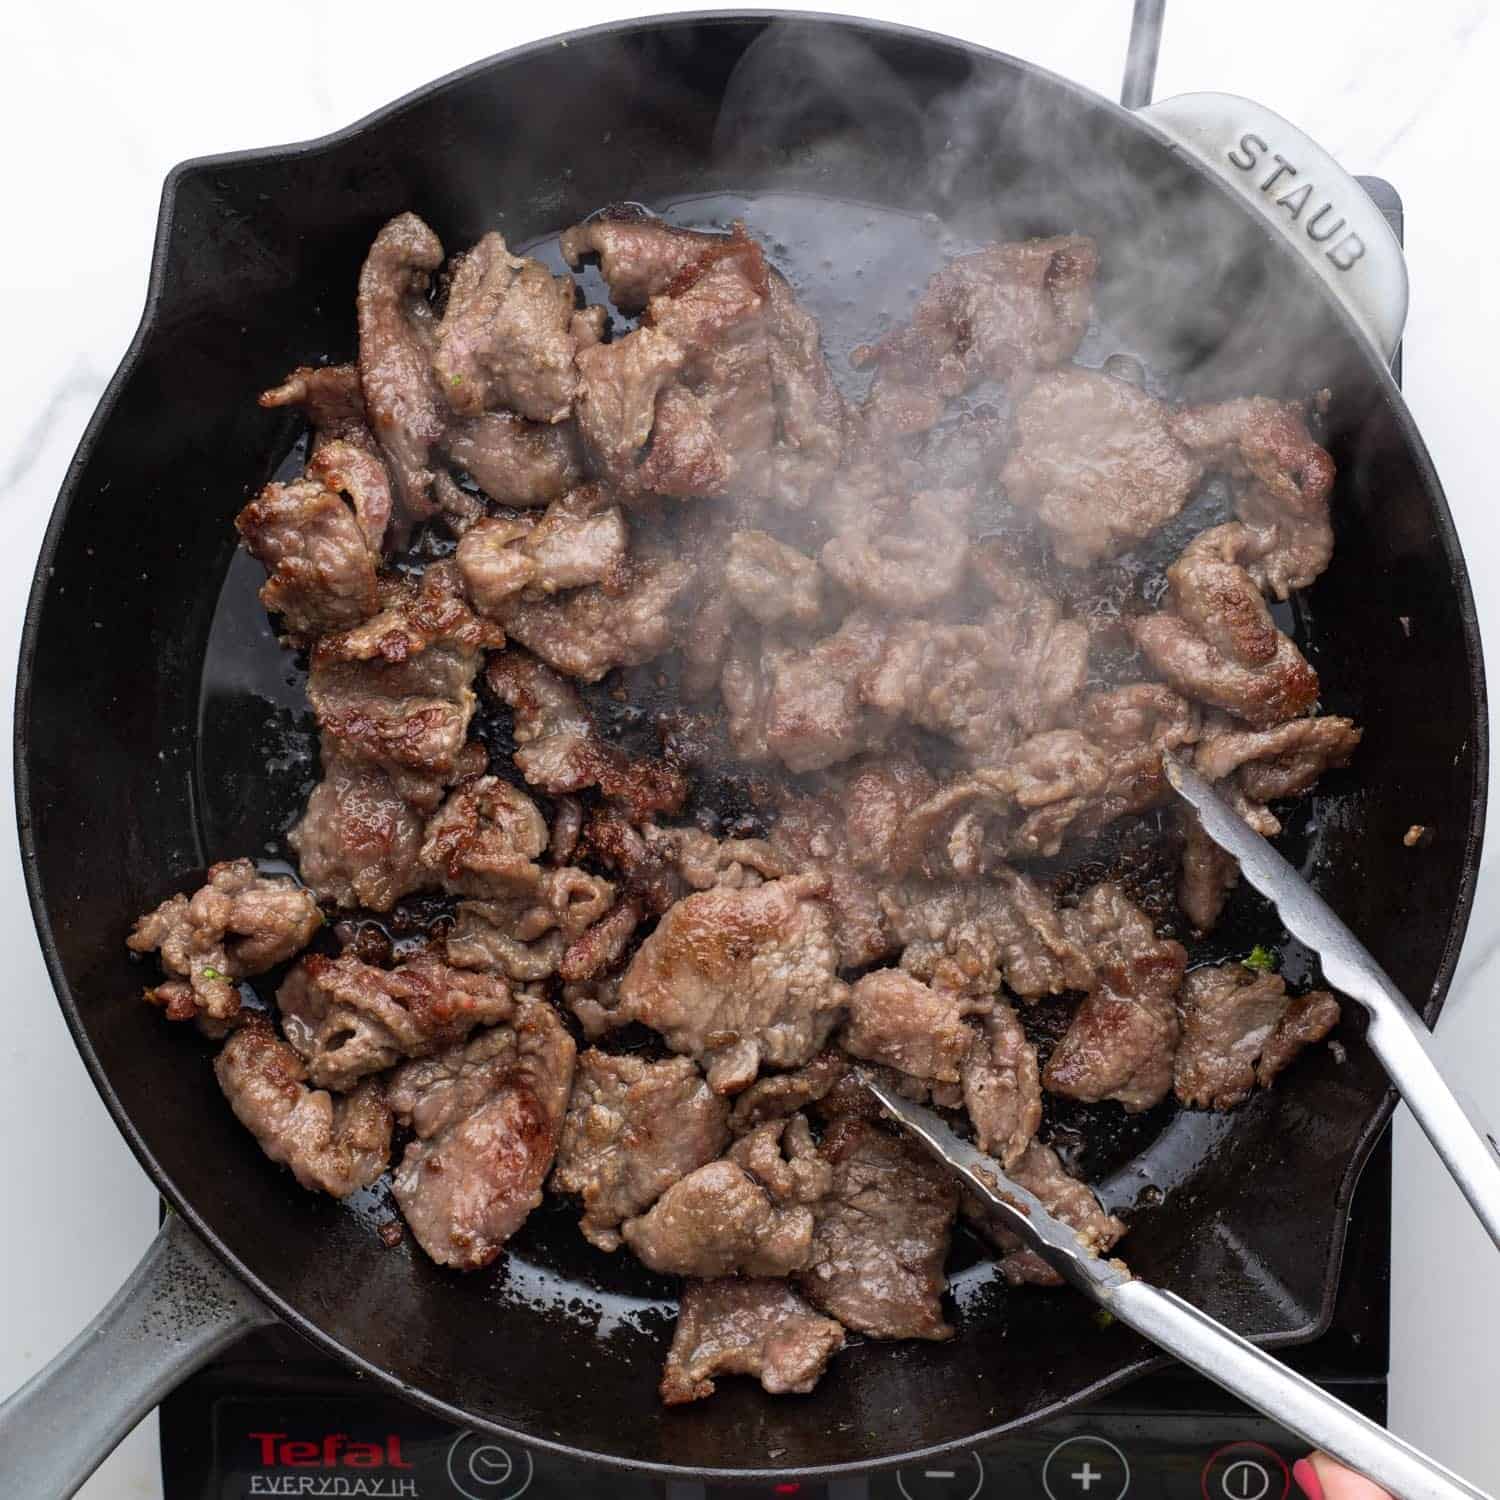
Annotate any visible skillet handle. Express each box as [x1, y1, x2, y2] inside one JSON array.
[[0, 1212, 274, 1498], [1136, 92, 1408, 361], [1108, 1280, 1492, 1500]]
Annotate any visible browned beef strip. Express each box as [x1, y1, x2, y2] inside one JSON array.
[[259, 363, 366, 439], [388, 999, 575, 1270], [798, 1117, 957, 1341], [418, 774, 548, 898], [432, 232, 579, 423], [496, 553, 696, 682], [455, 490, 628, 613], [1043, 884, 1187, 1113], [962, 1002, 1043, 1167], [841, 970, 990, 1085], [289, 759, 427, 912], [1179, 712, 1361, 929], [822, 488, 973, 611], [1133, 525, 1319, 728], [560, 208, 722, 312], [759, 612, 891, 773], [128, 859, 322, 1026], [306, 564, 501, 811], [725, 529, 822, 627], [440, 411, 585, 506], [660, 1278, 844, 1406], [729, 1050, 850, 1133], [1001, 368, 1204, 566], [638, 385, 733, 499], [855, 236, 1097, 437], [235, 478, 381, 638], [862, 586, 1088, 757], [445, 866, 618, 982], [1256, 990, 1341, 1087], [485, 650, 687, 818], [764, 270, 848, 508], [574, 327, 687, 487], [551, 1050, 730, 1251], [620, 1158, 817, 1277], [215, 1018, 391, 1197], [729, 1115, 833, 1205], [1171, 396, 1335, 597], [883, 871, 1094, 1000], [966, 1139, 1126, 1286], [277, 951, 513, 1091], [356, 213, 447, 530], [617, 872, 847, 1094], [768, 792, 895, 969], [1174, 963, 1339, 1108]]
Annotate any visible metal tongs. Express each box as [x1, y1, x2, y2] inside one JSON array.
[[865, 1078, 1489, 1500], [1165, 758, 1500, 1249]]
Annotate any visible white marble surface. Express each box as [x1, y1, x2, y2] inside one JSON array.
[[2, 1, 1497, 1494]]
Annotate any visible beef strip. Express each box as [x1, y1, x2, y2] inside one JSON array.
[[307, 563, 502, 810], [1001, 368, 1204, 566], [621, 1157, 818, 1277], [1133, 524, 1319, 728], [757, 612, 891, 773], [798, 1117, 958, 1341], [560, 207, 721, 312], [962, 1002, 1043, 1166], [128, 859, 322, 1025], [763, 270, 848, 508], [725, 529, 823, 627], [552, 1050, 730, 1250], [574, 327, 687, 488], [439, 411, 585, 506], [276, 951, 513, 1091], [855, 236, 1097, 437], [767, 793, 895, 970], [418, 773, 548, 898], [356, 213, 447, 530], [432, 232, 579, 423], [496, 553, 696, 682], [1180, 713, 1362, 928], [455, 489, 628, 612], [862, 588, 1089, 757], [617, 872, 847, 1093], [388, 998, 575, 1269], [966, 1140, 1126, 1286], [289, 759, 427, 912], [446, 866, 619, 983], [215, 1018, 391, 1197], [638, 384, 733, 498], [841, 969, 991, 1085], [485, 650, 687, 818], [235, 478, 381, 638], [729, 1050, 850, 1133], [729, 1115, 833, 1205], [883, 871, 1094, 1000], [1256, 989, 1342, 1087], [1042, 884, 1187, 1112], [822, 488, 973, 611], [1171, 396, 1335, 597], [660, 1278, 844, 1406], [260, 364, 394, 552], [1174, 962, 1339, 1109]]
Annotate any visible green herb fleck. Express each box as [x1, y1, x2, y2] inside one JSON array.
[[1092, 1307, 1116, 1331], [449, 373, 463, 387], [201, 966, 223, 981], [1243, 945, 1276, 973]]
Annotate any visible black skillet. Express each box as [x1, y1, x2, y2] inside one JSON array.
[[0, 11, 1486, 1493]]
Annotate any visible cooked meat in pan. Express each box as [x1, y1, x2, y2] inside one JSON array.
[[128, 204, 1360, 1408]]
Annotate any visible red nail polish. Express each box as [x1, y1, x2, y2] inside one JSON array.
[[1293, 1458, 1325, 1500]]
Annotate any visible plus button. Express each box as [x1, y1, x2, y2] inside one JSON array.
[[1072, 1462, 1104, 1491]]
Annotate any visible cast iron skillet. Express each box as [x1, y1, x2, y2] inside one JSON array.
[[6, 11, 1488, 1487]]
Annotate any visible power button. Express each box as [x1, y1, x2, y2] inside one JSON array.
[[1201, 1441, 1291, 1500]]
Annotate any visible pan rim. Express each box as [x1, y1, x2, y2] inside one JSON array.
[[13, 9, 1489, 1481]]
